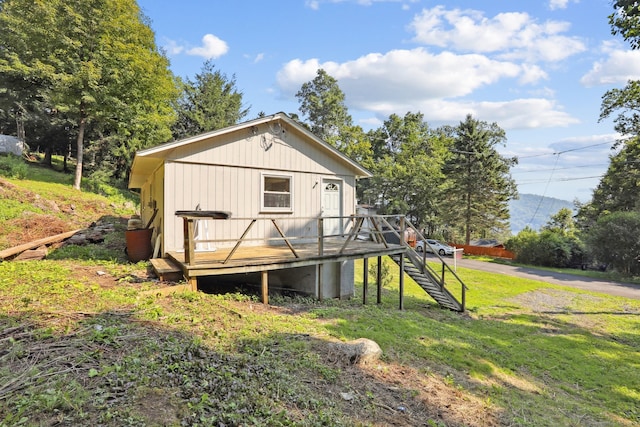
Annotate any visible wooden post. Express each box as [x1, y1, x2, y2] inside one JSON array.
[[187, 275, 197, 292], [363, 258, 369, 305], [317, 218, 324, 255], [261, 271, 269, 305], [399, 255, 404, 310], [376, 256, 382, 304], [317, 217, 324, 301], [182, 218, 195, 265], [317, 264, 323, 301]]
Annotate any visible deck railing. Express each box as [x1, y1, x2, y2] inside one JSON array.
[[177, 213, 466, 310]]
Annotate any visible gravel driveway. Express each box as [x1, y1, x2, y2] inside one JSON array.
[[452, 257, 640, 300]]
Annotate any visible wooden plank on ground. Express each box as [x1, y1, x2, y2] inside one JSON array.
[[149, 257, 184, 281], [13, 248, 48, 261], [150, 257, 182, 274], [0, 229, 81, 260], [140, 284, 192, 297]]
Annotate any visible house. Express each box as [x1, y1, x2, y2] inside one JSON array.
[[0, 135, 28, 156], [128, 112, 375, 298]]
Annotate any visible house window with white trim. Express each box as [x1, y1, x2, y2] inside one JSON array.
[[261, 174, 293, 212]]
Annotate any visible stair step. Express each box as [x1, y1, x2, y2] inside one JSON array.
[[390, 254, 463, 312]]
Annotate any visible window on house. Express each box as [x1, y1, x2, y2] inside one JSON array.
[[262, 174, 292, 211]]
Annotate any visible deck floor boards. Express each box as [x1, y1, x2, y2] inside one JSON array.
[[166, 238, 405, 277]]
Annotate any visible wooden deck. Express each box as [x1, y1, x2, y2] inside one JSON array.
[[151, 214, 466, 311], [166, 238, 406, 277]]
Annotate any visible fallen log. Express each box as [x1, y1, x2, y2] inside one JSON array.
[[0, 229, 81, 261]]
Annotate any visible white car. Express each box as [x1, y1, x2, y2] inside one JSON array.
[[415, 239, 454, 256]]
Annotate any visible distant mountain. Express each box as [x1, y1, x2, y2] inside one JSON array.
[[509, 193, 575, 234]]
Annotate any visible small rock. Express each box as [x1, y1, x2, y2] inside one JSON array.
[[340, 392, 354, 401], [96, 271, 106, 276]]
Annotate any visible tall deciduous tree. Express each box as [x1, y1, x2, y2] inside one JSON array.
[[609, 0, 640, 49], [294, 69, 372, 165], [585, 211, 640, 275], [0, 0, 177, 189], [441, 114, 517, 244], [362, 112, 450, 235], [172, 61, 249, 139], [579, 1, 640, 225], [296, 69, 352, 144]]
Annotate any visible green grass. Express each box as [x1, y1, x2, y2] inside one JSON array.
[[0, 162, 639, 426], [1, 250, 639, 425]]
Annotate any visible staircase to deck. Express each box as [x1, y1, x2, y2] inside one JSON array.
[[373, 216, 466, 312], [390, 250, 463, 311]]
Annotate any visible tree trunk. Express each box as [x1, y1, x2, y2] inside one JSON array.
[[73, 116, 86, 190], [465, 190, 471, 245], [43, 147, 52, 166]]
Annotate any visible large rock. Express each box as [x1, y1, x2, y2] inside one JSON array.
[[330, 338, 382, 366]]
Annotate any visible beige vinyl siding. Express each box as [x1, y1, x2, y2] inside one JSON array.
[[163, 160, 355, 252], [167, 127, 354, 177], [157, 126, 359, 252]]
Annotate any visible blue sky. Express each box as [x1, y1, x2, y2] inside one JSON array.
[[137, 0, 637, 203]]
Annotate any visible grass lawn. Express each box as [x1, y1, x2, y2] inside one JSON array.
[[0, 249, 638, 426], [0, 160, 638, 426]]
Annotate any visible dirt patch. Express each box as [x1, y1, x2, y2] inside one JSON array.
[[7, 213, 71, 244], [510, 288, 603, 313]]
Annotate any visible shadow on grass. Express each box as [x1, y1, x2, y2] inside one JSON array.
[[307, 288, 640, 426], [0, 298, 498, 427]]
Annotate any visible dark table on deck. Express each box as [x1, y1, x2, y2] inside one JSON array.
[[175, 210, 231, 264]]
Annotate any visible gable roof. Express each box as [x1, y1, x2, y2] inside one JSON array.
[[128, 112, 371, 188]]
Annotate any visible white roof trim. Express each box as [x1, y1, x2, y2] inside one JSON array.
[[129, 112, 371, 188]]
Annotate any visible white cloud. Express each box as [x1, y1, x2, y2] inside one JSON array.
[[548, 0, 579, 11], [409, 6, 585, 62], [162, 38, 184, 55], [424, 98, 579, 129], [580, 47, 640, 86], [276, 50, 576, 129], [305, 0, 417, 8], [186, 34, 229, 59], [519, 64, 548, 84], [277, 48, 524, 100]]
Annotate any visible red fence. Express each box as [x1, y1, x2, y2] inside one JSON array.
[[453, 244, 515, 259]]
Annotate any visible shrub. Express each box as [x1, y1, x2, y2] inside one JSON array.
[[506, 227, 585, 268], [585, 211, 640, 276], [0, 154, 28, 179]]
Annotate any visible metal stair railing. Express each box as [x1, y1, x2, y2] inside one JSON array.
[[378, 216, 467, 312]]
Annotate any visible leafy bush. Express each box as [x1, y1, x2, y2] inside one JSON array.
[[506, 227, 585, 268], [0, 154, 28, 179], [585, 211, 640, 275]]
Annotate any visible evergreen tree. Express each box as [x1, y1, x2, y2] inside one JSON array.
[[172, 61, 249, 139], [441, 115, 518, 244], [362, 112, 450, 235]]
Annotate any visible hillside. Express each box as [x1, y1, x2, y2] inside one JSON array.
[[509, 193, 575, 234], [1, 162, 639, 426], [0, 161, 136, 251]]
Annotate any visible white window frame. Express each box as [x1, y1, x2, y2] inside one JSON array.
[[261, 173, 293, 213]]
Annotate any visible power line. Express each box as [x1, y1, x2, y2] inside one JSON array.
[[518, 174, 605, 185], [514, 140, 617, 160], [527, 153, 560, 227], [512, 163, 608, 174]]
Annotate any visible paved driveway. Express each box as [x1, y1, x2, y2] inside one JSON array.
[[450, 257, 640, 300]]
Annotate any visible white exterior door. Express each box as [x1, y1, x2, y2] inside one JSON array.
[[322, 179, 342, 237]]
